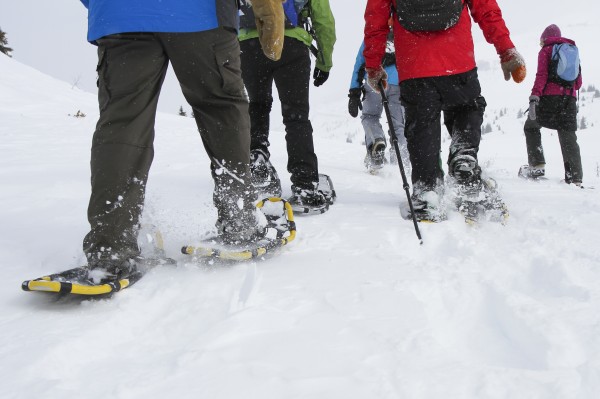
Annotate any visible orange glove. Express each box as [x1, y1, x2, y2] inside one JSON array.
[[500, 48, 527, 83], [252, 0, 285, 61], [366, 66, 388, 92]]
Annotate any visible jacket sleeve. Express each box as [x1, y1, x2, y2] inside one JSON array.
[[311, 0, 336, 72], [531, 47, 550, 97], [468, 0, 515, 55], [80, 0, 89, 8], [363, 0, 392, 69], [350, 42, 366, 89]]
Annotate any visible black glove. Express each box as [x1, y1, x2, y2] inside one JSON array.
[[313, 67, 329, 87], [528, 95, 539, 121], [348, 88, 363, 118]]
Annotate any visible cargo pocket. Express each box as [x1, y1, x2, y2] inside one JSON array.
[[95, 44, 110, 112], [214, 39, 246, 99]]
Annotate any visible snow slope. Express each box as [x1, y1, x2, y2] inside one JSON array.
[[2, 3, 600, 398]]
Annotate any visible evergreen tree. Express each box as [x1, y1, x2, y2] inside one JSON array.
[[483, 123, 493, 134], [579, 116, 587, 130], [178, 106, 187, 117], [0, 27, 13, 57]]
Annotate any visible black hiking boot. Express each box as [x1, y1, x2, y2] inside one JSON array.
[[250, 150, 282, 197]]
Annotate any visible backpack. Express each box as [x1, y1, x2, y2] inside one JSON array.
[[548, 43, 580, 87], [240, 0, 309, 30], [394, 0, 464, 32]]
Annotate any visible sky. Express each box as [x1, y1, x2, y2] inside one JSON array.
[[2, 0, 598, 114]]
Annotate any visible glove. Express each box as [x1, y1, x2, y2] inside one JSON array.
[[365, 66, 388, 92], [500, 48, 527, 83], [348, 88, 363, 118], [313, 67, 329, 87], [252, 0, 285, 61], [528, 95, 539, 121]]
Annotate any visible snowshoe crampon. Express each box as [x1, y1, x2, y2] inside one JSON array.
[[181, 197, 296, 262], [455, 177, 509, 225]]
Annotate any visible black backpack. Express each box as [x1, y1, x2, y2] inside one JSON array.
[[394, 0, 464, 32]]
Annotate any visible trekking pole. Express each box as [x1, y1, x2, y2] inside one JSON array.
[[378, 81, 423, 245]]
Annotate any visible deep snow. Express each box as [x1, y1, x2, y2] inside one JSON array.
[[1, 1, 600, 398]]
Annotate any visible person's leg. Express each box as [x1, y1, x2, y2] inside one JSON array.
[[360, 84, 386, 150], [400, 77, 443, 189], [439, 69, 484, 182], [523, 117, 546, 168], [557, 129, 583, 183], [386, 84, 409, 166], [272, 38, 319, 190], [240, 38, 275, 158], [84, 33, 167, 264], [162, 29, 259, 240]]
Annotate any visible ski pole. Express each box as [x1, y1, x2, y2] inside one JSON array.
[[378, 81, 423, 245]]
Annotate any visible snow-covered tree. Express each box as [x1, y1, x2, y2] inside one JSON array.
[[178, 106, 187, 117]]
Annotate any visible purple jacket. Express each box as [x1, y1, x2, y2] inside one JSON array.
[[531, 37, 582, 98]]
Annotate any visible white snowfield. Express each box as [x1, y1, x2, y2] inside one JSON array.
[[2, 2, 600, 398]]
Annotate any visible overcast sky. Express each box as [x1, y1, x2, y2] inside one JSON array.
[[2, 0, 598, 115]]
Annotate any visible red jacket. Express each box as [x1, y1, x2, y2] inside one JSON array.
[[531, 37, 582, 98], [364, 0, 515, 81]]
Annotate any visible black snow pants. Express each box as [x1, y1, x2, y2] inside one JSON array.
[[524, 95, 582, 183], [400, 68, 486, 189], [240, 37, 319, 190]]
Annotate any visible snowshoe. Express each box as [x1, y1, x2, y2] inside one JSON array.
[[182, 197, 296, 262], [288, 187, 328, 215], [288, 175, 335, 215], [21, 256, 174, 297], [518, 165, 547, 180], [453, 177, 509, 225], [317, 173, 336, 205]]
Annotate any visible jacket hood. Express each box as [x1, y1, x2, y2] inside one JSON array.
[[541, 24, 561, 43]]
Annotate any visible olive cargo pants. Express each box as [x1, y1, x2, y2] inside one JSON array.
[[84, 28, 252, 262]]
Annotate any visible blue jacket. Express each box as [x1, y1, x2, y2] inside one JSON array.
[[80, 0, 239, 43], [349, 42, 399, 89]]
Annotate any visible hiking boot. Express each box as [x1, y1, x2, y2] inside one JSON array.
[[371, 138, 386, 167], [288, 184, 329, 214], [216, 210, 266, 246], [250, 150, 282, 197], [449, 154, 480, 183], [410, 183, 446, 222], [364, 138, 386, 172], [87, 256, 139, 285]]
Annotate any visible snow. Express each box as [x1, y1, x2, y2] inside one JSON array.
[[2, 2, 600, 398]]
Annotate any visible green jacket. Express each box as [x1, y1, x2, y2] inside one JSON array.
[[238, 0, 336, 72]]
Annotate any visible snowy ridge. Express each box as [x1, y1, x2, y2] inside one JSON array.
[[2, 10, 600, 399]]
